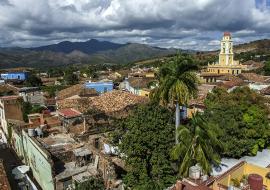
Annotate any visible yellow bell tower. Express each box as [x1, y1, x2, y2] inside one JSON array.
[[219, 32, 234, 66], [201, 32, 247, 83]]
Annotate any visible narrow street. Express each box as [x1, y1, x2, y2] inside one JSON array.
[[0, 146, 21, 190]]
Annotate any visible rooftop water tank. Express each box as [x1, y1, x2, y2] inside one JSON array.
[[248, 174, 263, 190], [189, 165, 201, 180], [201, 175, 209, 182], [28, 128, 36, 137]]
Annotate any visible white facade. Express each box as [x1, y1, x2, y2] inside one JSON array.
[[0, 99, 8, 143]]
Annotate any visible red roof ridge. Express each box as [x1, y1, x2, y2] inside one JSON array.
[[216, 161, 246, 180], [224, 32, 231, 36], [0, 95, 21, 100], [58, 108, 82, 118]]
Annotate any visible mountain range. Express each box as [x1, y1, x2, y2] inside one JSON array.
[[0, 38, 270, 69], [0, 40, 177, 69]]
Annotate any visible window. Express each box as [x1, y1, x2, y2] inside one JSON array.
[[94, 138, 100, 149]]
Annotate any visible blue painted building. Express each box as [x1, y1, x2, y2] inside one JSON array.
[[0, 72, 29, 81], [84, 81, 113, 93]]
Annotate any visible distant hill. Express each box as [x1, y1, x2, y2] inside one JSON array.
[[31, 39, 124, 54], [198, 39, 270, 56], [3, 38, 268, 70], [233, 39, 270, 53], [95, 43, 177, 63], [0, 40, 177, 69]]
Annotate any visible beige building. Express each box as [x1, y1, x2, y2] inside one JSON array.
[[0, 96, 24, 143], [201, 32, 246, 83]]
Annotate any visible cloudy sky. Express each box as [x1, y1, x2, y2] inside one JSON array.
[[0, 0, 270, 50]]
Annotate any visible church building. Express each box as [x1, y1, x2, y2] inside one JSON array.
[[201, 32, 246, 83]]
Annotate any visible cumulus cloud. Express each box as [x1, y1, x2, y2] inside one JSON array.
[[0, 0, 270, 50]]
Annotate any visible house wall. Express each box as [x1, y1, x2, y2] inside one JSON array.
[[244, 163, 270, 188], [1, 72, 28, 81], [0, 98, 23, 140], [20, 91, 45, 105], [213, 162, 270, 190], [0, 100, 8, 141], [123, 80, 146, 96], [22, 130, 55, 190], [212, 163, 245, 189], [12, 130, 24, 159], [4, 100, 23, 122], [139, 89, 150, 97], [206, 67, 242, 75], [248, 83, 270, 91], [85, 82, 113, 94], [145, 72, 155, 78]]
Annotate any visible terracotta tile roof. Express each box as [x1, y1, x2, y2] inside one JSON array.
[[0, 84, 19, 95], [189, 84, 216, 107], [57, 90, 149, 114], [57, 84, 97, 100], [0, 95, 21, 100], [58, 108, 82, 118], [217, 76, 245, 89], [260, 86, 270, 95], [89, 90, 149, 113], [216, 74, 239, 81], [238, 73, 267, 83], [242, 60, 258, 65], [127, 77, 156, 89]]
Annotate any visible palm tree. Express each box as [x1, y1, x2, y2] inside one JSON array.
[[171, 113, 223, 176], [150, 55, 198, 143]]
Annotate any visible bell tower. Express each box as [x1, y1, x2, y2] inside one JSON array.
[[219, 32, 234, 66]]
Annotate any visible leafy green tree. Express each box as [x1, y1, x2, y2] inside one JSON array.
[[171, 113, 223, 177], [21, 102, 45, 122], [63, 72, 79, 85], [112, 104, 176, 190], [203, 87, 270, 158], [22, 102, 32, 122], [151, 55, 198, 143], [25, 74, 43, 87], [47, 68, 64, 77], [74, 176, 105, 190], [42, 85, 68, 98], [263, 61, 270, 75]]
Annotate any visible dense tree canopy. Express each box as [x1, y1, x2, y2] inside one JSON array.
[[63, 72, 79, 85], [203, 87, 270, 158], [263, 61, 270, 75], [112, 104, 176, 190], [25, 73, 43, 87], [171, 113, 223, 177], [150, 54, 198, 143]]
